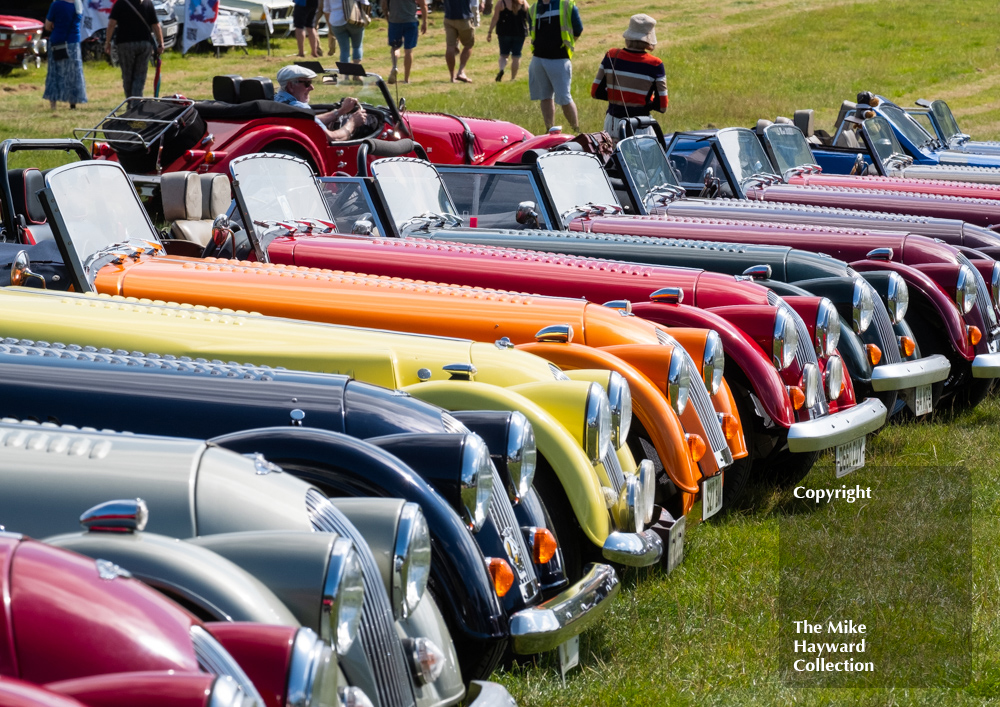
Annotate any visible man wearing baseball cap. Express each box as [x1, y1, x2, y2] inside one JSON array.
[[275, 65, 368, 142]]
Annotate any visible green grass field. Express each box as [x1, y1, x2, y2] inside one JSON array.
[[2, 1, 1000, 704]]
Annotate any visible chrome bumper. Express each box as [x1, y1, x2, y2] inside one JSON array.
[[602, 528, 663, 566], [870, 354, 951, 391], [466, 681, 517, 707], [972, 352, 1000, 378], [787, 398, 887, 453], [508, 562, 620, 654]]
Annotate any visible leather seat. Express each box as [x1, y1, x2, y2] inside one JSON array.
[[161, 171, 230, 246], [793, 109, 823, 145], [212, 75, 243, 103], [754, 118, 773, 136], [8, 168, 46, 224]]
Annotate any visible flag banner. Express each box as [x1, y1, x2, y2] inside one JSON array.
[[81, 0, 114, 40], [182, 0, 220, 53]]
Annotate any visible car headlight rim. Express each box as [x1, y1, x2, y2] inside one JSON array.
[[606, 371, 632, 449], [666, 350, 691, 415], [286, 628, 340, 707], [990, 262, 1000, 310], [506, 411, 537, 503], [321, 537, 365, 656], [460, 434, 495, 533], [956, 265, 977, 315], [702, 330, 725, 395], [825, 355, 845, 400], [772, 309, 799, 370], [852, 279, 875, 333], [637, 459, 656, 526], [616, 474, 642, 533], [392, 502, 432, 621], [886, 272, 909, 324], [584, 381, 613, 463], [815, 298, 841, 358], [802, 362, 820, 409]]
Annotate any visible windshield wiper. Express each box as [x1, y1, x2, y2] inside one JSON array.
[[645, 182, 686, 205], [399, 211, 463, 235]]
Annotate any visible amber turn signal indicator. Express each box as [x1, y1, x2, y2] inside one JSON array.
[[787, 386, 805, 410], [530, 528, 558, 564], [968, 325, 982, 346], [865, 344, 882, 366], [719, 413, 740, 441], [899, 336, 916, 358], [486, 557, 514, 597], [686, 434, 706, 463]]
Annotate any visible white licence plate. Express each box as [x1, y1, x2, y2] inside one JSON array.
[[835, 436, 866, 477], [701, 472, 723, 520], [914, 384, 933, 416], [558, 634, 580, 681], [666, 515, 686, 574]]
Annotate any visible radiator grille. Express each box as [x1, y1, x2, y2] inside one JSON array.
[[487, 467, 540, 602], [871, 294, 902, 364], [767, 291, 828, 417], [957, 252, 998, 330], [306, 489, 416, 707], [684, 355, 729, 461], [601, 448, 626, 494]]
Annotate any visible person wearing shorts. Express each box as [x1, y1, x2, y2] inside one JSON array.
[[293, 0, 322, 57], [443, 0, 482, 82], [527, 0, 582, 132], [383, 0, 426, 84], [486, 0, 528, 82]]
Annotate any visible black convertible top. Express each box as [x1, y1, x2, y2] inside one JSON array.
[[194, 99, 317, 122]]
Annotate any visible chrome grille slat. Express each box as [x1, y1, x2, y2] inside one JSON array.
[[601, 449, 626, 494], [684, 357, 728, 456], [306, 489, 416, 707], [872, 298, 901, 364], [488, 468, 540, 600]]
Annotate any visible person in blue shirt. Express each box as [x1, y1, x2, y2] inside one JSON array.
[[43, 0, 87, 110], [274, 65, 368, 142]]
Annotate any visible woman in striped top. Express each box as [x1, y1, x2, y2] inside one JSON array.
[[591, 14, 667, 141]]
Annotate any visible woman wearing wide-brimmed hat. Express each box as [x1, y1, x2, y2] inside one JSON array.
[[591, 13, 667, 141]]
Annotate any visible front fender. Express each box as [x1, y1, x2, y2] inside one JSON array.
[[403, 380, 612, 548], [486, 133, 573, 165], [211, 123, 327, 175]]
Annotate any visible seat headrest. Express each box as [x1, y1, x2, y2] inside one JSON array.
[[835, 100, 857, 130], [212, 75, 243, 103], [754, 119, 773, 136], [239, 77, 274, 103], [199, 173, 231, 221], [774, 116, 793, 125], [161, 171, 201, 222], [793, 109, 815, 137], [8, 168, 46, 224], [521, 148, 546, 165]]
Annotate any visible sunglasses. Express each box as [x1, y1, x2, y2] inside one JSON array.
[[296, 79, 314, 87]]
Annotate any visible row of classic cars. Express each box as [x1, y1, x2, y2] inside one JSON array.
[[2, 83, 1000, 704]]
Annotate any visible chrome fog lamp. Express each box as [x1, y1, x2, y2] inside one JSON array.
[[814, 298, 841, 358], [506, 412, 537, 503], [606, 371, 632, 448], [802, 362, 820, 409], [321, 537, 365, 655], [616, 474, 642, 533], [825, 355, 845, 400], [403, 637, 447, 686], [584, 381, 613, 463], [852, 279, 875, 333], [460, 434, 495, 533], [666, 351, 691, 415], [392, 502, 432, 620], [637, 459, 656, 526], [991, 262, 1000, 310], [772, 309, 799, 370], [287, 628, 340, 707], [955, 265, 977, 315], [886, 272, 909, 324], [702, 330, 725, 395]]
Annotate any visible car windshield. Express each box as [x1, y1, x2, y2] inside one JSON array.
[[231, 155, 331, 224], [864, 116, 909, 165], [880, 102, 935, 148], [535, 152, 620, 226], [716, 128, 779, 186], [762, 124, 817, 174], [45, 161, 155, 264], [616, 136, 682, 207], [370, 159, 459, 230], [310, 72, 394, 115], [930, 100, 962, 142]]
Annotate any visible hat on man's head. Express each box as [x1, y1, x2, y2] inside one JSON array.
[[276, 64, 317, 89], [623, 14, 657, 46]]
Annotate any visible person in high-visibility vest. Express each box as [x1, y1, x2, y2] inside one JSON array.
[[527, 0, 582, 133]]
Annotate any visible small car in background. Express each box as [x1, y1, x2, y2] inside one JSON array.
[[0, 16, 43, 75]]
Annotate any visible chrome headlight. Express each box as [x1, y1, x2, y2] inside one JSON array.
[[616, 473, 642, 533], [825, 355, 845, 400], [506, 412, 537, 503], [955, 264, 977, 315], [637, 459, 656, 526], [814, 298, 841, 358], [207, 676, 258, 707], [287, 628, 340, 707], [802, 362, 820, 409], [886, 272, 909, 324], [702, 330, 725, 395], [666, 350, 691, 415], [606, 371, 632, 448], [584, 381, 613, 464], [991, 262, 1000, 310], [772, 309, 799, 370], [460, 434, 495, 533], [852, 279, 875, 333], [321, 537, 365, 655], [391, 502, 431, 620]]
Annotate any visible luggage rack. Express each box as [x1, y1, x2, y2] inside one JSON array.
[[73, 97, 197, 149]]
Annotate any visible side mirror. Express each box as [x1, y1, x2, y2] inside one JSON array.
[[699, 167, 721, 199], [398, 97, 406, 113], [10, 251, 46, 289], [352, 213, 374, 236], [211, 214, 233, 250], [515, 201, 541, 228], [849, 154, 867, 176]]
